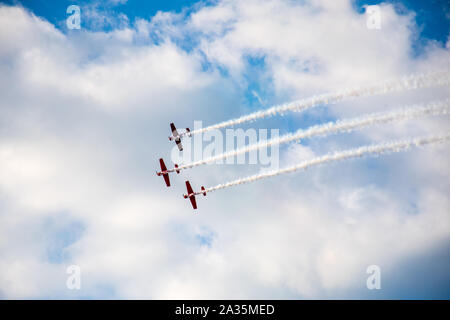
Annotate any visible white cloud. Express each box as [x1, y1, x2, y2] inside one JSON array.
[[189, 0, 450, 96], [0, 1, 449, 299]]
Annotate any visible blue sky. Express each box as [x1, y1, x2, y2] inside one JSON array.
[[3, 0, 449, 41], [356, 0, 450, 55], [1, 0, 447, 109], [1, 0, 202, 28], [0, 0, 449, 299], [356, 0, 450, 42]]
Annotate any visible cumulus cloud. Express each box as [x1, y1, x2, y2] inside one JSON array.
[[0, 0, 449, 299]]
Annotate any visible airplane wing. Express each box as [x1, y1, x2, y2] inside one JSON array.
[[159, 158, 167, 172], [176, 139, 183, 151], [186, 181, 194, 194], [190, 196, 197, 210], [158, 158, 171, 187], [163, 173, 170, 187], [170, 123, 179, 137], [185, 181, 198, 209]]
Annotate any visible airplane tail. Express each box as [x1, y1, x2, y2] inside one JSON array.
[[175, 164, 180, 174], [201, 186, 206, 196]]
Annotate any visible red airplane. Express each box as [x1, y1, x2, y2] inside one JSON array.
[[183, 181, 206, 210], [169, 123, 191, 151], [156, 158, 180, 187]]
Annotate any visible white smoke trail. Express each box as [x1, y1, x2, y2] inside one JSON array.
[[185, 70, 450, 137], [198, 133, 450, 194], [177, 99, 450, 170]]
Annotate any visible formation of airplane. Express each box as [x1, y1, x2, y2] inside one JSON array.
[[157, 123, 204, 209]]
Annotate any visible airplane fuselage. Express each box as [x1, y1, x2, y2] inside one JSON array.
[[168, 136, 181, 142]]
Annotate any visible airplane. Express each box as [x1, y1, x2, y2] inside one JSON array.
[[156, 158, 180, 187], [169, 123, 191, 151], [183, 180, 206, 210]]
